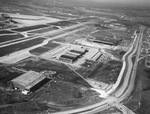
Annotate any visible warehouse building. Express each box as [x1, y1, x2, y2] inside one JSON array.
[[70, 48, 88, 55], [11, 71, 49, 92], [89, 39, 121, 46], [91, 52, 103, 61], [59, 54, 78, 63], [59, 48, 88, 63], [65, 52, 80, 57]]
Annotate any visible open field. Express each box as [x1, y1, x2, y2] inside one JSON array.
[[89, 61, 122, 84], [32, 80, 102, 107], [0, 22, 6, 26], [0, 5, 42, 16], [14, 57, 92, 87], [109, 29, 133, 40], [14, 57, 72, 72], [44, 12, 79, 19], [0, 30, 15, 34], [43, 41, 60, 48], [134, 59, 150, 114], [48, 21, 77, 27], [0, 36, 37, 46], [77, 60, 122, 84], [12, 24, 49, 32], [0, 17, 7, 22], [29, 47, 50, 55], [0, 66, 23, 84], [92, 30, 113, 38], [28, 27, 59, 34], [0, 34, 24, 43], [70, 18, 91, 23], [0, 38, 45, 57]]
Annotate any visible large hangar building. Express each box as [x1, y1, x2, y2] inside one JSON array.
[[11, 71, 48, 91]]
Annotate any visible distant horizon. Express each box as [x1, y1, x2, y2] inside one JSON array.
[[76, 0, 150, 7], [49, 0, 150, 9]]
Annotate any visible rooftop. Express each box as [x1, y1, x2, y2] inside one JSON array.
[[11, 71, 46, 88]]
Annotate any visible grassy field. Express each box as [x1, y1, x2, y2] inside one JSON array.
[[0, 38, 45, 57], [0, 34, 24, 43], [48, 21, 77, 27], [12, 25, 49, 32], [28, 27, 59, 34], [0, 30, 15, 34], [0, 66, 23, 84], [29, 47, 50, 55], [135, 59, 150, 114], [79, 60, 122, 84], [43, 41, 60, 49], [33, 80, 89, 106], [15, 58, 91, 87]]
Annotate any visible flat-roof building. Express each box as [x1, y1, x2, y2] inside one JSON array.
[[11, 71, 48, 91], [59, 48, 88, 63], [65, 52, 79, 57], [59, 54, 78, 63], [70, 48, 87, 54], [89, 38, 121, 46]]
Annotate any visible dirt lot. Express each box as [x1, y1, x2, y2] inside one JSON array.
[[77, 60, 122, 84], [33, 80, 97, 107]]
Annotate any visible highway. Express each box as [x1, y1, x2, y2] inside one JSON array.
[[52, 26, 145, 114]]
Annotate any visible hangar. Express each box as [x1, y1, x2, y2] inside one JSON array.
[[89, 38, 121, 46], [11, 71, 49, 91]]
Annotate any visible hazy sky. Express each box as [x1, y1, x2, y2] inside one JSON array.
[[88, 0, 150, 6], [77, 0, 150, 6]]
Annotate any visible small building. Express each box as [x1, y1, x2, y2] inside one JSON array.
[[11, 71, 48, 91], [91, 52, 103, 61]]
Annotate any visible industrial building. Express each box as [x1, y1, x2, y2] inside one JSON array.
[[59, 48, 88, 63], [91, 52, 103, 61], [59, 54, 78, 63], [11, 71, 49, 92], [88, 38, 121, 46], [70, 49, 88, 55]]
